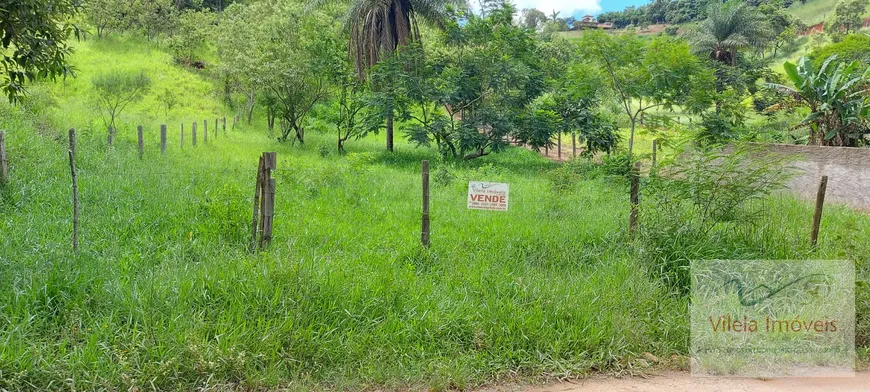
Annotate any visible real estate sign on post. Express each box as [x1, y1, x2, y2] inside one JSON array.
[[467, 182, 509, 211]]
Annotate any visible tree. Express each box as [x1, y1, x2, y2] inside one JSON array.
[[758, 4, 806, 58], [257, 4, 340, 144], [126, 0, 178, 42], [825, 0, 870, 41], [216, 2, 266, 123], [313, 0, 456, 152], [688, 0, 771, 66], [581, 31, 714, 161], [0, 0, 80, 103], [328, 66, 370, 152], [768, 56, 870, 146], [91, 71, 152, 129], [519, 8, 547, 30], [84, 0, 126, 38], [544, 65, 620, 156], [404, 4, 551, 159], [548, 9, 560, 22], [167, 9, 216, 65]]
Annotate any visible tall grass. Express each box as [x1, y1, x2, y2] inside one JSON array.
[[0, 34, 866, 391]]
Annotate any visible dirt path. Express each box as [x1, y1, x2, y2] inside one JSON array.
[[477, 371, 870, 392]]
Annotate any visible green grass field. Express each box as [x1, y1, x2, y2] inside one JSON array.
[[0, 35, 868, 390]]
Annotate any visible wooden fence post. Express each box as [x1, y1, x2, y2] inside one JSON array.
[[421, 160, 430, 248], [810, 175, 828, 247], [68, 128, 79, 253], [250, 155, 265, 252], [215, 118, 219, 140], [107, 126, 114, 148], [137, 125, 144, 159], [204, 120, 208, 143], [258, 152, 277, 249], [222, 117, 226, 134], [651, 139, 658, 168], [0, 131, 8, 184], [629, 161, 641, 237], [261, 178, 275, 248], [160, 124, 167, 154], [192, 122, 198, 147]]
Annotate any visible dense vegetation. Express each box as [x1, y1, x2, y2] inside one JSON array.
[[0, 0, 869, 390]]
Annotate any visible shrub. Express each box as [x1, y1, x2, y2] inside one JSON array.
[[547, 164, 579, 192], [640, 144, 795, 290], [601, 152, 632, 177], [91, 70, 151, 129]]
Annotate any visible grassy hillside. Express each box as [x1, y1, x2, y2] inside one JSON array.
[[0, 35, 868, 390], [787, 0, 838, 26]]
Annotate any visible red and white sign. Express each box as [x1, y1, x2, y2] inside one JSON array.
[[467, 181, 509, 211]]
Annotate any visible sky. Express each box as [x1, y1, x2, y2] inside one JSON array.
[[511, 0, 648, 19]]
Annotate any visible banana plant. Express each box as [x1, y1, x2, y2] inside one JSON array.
[[767, 55, 870, 146]]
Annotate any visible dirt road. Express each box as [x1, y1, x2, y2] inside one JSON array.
[[478, 371, 870, 392]]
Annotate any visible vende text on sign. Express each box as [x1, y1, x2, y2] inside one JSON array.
[[467, 181, 509, 211]]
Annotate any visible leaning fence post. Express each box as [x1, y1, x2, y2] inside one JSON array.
[[250, 155, 265, 252], [137, 125, 144, 159], [810, 175, 828, 247], [629, 161, 641, 237], [0, 131, 8, 184], [421, 160, 430, 248], [204, 120, 208, 143], [160, 124, 167, 154], [192, 122, 198, 147], [68, 129, 79, 253]]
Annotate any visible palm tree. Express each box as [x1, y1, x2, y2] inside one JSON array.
[[314, 0, 454, 152], [689, 1, 771, 66]]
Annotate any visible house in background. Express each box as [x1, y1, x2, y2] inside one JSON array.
[[572, 14, 613, 30]]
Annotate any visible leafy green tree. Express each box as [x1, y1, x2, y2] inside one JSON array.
[[581, 31, 714, 161], [825, 0, 870, 41], [0, 0, 80, 103], [257, 5, 341, 144], [167, 9, 215, 65], [327, 66, 370, 152], [216, 2, 266, 123], [404, 5, 551, 159], [758, 4, 806, 58], [127, 0, 178, 42], [84, 0, 127, 38], [688, 0, 771, 66], [313, 0, 456, 152], [91, 71, 152, 129], [768, 56, 870, 146], [519, 8, 547, 30]]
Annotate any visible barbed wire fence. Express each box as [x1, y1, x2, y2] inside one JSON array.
[[0, 120, 833, 255]]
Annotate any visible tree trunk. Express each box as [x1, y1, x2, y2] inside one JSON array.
[[247, 89, 255, 124], [386, 112, 394, 152], [628, 119, 636, 163]]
